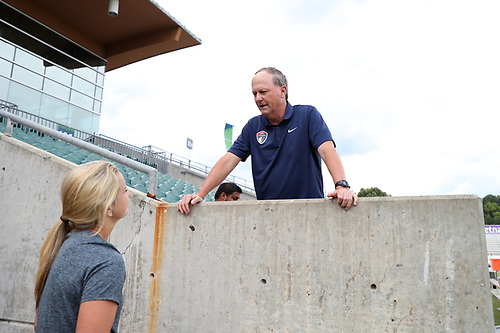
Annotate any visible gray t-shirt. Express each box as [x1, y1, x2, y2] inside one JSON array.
[[36, 230, 126, 332]]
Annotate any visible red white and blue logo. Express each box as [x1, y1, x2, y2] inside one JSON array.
[[256, 130, 268, 145]]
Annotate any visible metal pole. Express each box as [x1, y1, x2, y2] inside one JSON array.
[[5, 117, 13, 137]]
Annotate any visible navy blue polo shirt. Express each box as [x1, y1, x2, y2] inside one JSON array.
[[229, 103, 334, 200]]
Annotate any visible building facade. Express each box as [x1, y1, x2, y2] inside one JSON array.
[[1, 2, 105, 133], [0, 0, 200, 135]]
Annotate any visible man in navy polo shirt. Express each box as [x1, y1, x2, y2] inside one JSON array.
[[177, 67, 358, 214]]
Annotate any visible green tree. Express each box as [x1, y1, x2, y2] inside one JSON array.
[[483, 195, 500, 225], [357, 187, 390, 197], [484, 194, 500, 205]]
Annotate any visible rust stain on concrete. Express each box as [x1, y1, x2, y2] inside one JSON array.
[[148, 203, 168, 333]]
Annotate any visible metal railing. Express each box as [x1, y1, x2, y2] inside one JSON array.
[[0, 101, 255, 195], [90, 135, 255, 194]]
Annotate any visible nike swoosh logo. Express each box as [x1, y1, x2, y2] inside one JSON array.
[[288, 127, 297, 133]]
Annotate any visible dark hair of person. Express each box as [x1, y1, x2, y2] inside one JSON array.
[[215, 182, 243, 200], [255, 67, 288, 100]]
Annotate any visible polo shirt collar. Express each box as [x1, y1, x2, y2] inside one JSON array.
[[262, 102, 294, 127]]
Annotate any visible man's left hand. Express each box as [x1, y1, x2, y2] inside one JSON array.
[[327, 188, 358, 211]]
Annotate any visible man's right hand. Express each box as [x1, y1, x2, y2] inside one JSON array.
[[177, 193, 203, 214]]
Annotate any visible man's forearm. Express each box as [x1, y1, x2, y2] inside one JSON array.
[[319, 141, 358, 210], [197, 152, 241, 198], [318, 141, 346, 185]]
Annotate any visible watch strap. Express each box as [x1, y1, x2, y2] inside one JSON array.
[[335, 180, 350, 189]]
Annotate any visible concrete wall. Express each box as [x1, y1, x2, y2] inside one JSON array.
[[0, 133, 495, 332]]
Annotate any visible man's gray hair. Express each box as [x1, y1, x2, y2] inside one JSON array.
[[255, 67, 288, 100]]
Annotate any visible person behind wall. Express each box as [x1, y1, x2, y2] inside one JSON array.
[[177, 67, 358, 214], [34, 161, 131, 333], [214, 182, 242, 201]]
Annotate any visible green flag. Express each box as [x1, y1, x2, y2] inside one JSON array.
[[224, 123, 233, 150]]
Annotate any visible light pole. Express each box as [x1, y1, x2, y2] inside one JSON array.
[[186, 137, 193, 166]]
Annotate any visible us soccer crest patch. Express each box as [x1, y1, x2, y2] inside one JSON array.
[[256, 130, 268, 145]]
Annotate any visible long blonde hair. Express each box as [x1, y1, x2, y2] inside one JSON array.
[[34, 161, 122, 308]]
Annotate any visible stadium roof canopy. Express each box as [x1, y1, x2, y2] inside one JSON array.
[[3, 0, 201, 71]]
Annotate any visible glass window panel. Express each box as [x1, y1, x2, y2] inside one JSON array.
[[72, 75, 95, 97], [45, 65, 72, 86], [93, 99, 101, 113], [89, 112, 100, 134], [40, 94, 69, 125], [96, 72, 105, 86], [0, 76, 10, 101], [0, 40, 15, 61], [0, 58, 13, 77], [67, 105, 96, 133], [43, 78, 70, 100], [7, 82, 42, 114], [96, 64, 105, 74], [70, 89, 93, 110], [73, 66, 97, 83], [95, 86, 103, 100], [14, 48, 44, 74], [12, 65, 43, 89]]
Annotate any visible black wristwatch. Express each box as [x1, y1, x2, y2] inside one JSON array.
[[335, 180, 350, 189]]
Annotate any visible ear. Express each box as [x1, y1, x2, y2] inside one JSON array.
[[281, 85, 287, 99], [220, 193, 227, 201], [107, 207, 113, 217]]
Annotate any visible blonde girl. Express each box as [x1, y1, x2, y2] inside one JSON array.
[[34, 161, 130, 332]]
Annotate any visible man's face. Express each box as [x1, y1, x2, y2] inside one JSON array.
[[251, 71, 286, 121]]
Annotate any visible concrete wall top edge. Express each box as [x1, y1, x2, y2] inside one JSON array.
[[161, 194, 481, 209]]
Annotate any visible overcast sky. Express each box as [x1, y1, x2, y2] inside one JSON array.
[[100, 0, 500, 198]]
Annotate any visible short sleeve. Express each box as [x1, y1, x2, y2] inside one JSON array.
[[307, 107, 334, 150], [228, 120, 253, 162], [81, 255, 126, 305]]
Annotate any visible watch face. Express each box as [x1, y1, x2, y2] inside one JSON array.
[[336, 180, 350, 188]]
